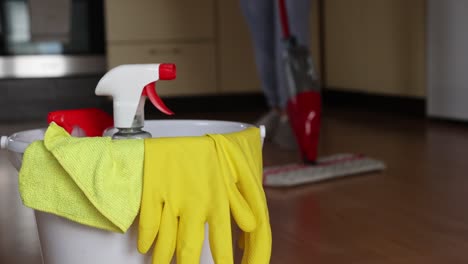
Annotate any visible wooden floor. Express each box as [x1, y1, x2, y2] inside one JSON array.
[[2, 108, 468, 263]]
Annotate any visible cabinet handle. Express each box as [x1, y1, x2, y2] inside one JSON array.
[[148, 48, 181, 55]]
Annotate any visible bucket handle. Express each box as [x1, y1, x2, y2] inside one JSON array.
[[0, 136, 7, 150]]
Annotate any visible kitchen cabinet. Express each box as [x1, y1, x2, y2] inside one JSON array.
[[107, 43, 217, 96], [104, 0, 216, 96], [105, 0, 215, 41], [216, 0, 260, 93], [105, 0, 423, 98], [104, 0, 320, 96]]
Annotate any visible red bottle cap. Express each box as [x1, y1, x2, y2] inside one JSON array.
[[47, 108, 114, 137], [159, 63, 176, 80]]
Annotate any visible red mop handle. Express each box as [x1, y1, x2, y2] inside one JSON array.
[[278, 0, 291, 39]]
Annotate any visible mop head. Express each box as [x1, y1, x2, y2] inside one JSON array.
[[263, 153, 385, 187]]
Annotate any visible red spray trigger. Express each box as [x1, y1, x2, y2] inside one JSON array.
[[142, 82, 174, 115], [141, 63, 175, 115]]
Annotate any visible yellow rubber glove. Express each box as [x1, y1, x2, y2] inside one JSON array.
[[139, 136, 257, 264], [208, 127, 272, 264]]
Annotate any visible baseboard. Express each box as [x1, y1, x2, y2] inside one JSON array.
[[143, 93, 269, 117], [142, 90, 426, 117], [322, 89, 426, 117]]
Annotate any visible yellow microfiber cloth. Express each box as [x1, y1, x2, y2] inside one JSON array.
[[19, 123, 144, 232], [139, 127, 271, 264], [19, 141, 118, 231]]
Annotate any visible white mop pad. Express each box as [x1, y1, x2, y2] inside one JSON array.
[[263, 153, 385, 187]]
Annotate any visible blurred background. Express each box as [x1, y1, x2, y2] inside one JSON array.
[[0, 0, 430, 120], [0, 0, 466, 122], [2, 0, 468, 263]]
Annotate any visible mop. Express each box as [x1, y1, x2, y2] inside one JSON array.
[[263, 0, 385, 187]]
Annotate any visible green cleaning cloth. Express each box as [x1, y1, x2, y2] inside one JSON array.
[[19, 123, 144, 233]]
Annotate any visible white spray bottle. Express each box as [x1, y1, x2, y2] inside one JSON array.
[[95, 63, 176, 139]]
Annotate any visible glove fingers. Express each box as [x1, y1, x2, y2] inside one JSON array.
[[176, 216, 205, 264], [237, 169, 272, 264], [241, 221, 272, 264], [233, 145, 267, 227], [236, 169, 272, 264], [221, 135, 272, 264], [208, 207, 234, 264], [228, 184, 256, 232], [152, 204, 178, 264], [209, 134, 256, 232], [138, 199, 163, 254]]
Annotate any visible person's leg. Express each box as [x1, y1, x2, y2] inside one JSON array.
[[239, 0, 281, 138], [239, 0, 278, 108]]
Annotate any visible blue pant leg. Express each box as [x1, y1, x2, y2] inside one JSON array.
[[239, 0, 278, 108]]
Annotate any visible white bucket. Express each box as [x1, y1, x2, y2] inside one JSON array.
[[2, 120, 265, 264]]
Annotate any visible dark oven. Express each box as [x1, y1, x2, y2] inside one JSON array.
[[0, 0, 106, 78]]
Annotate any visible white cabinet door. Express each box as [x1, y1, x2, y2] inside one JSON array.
[[427, 0, 468, 121]]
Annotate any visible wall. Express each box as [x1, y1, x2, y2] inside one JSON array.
[[323, 0, 426, 98]]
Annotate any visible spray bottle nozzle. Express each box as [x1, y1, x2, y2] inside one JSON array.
[[159, 63, 176, 80], [95, 63, 177, 129]]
